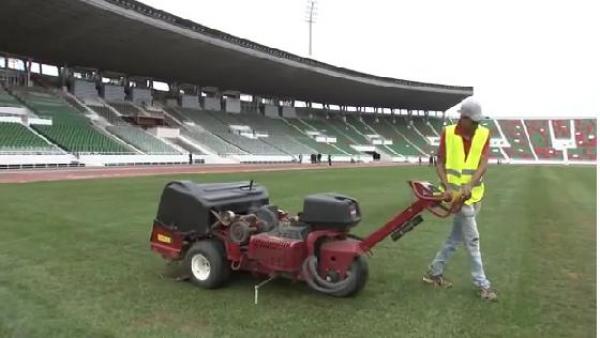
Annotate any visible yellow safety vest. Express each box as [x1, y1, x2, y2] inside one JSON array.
[[443, 124, 490, 205]]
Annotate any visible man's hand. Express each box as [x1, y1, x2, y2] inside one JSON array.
[[442, 190, 453, 202], [460, 183, 473, 198]]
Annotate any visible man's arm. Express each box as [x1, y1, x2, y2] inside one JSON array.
[[436, 130, 449, 189]]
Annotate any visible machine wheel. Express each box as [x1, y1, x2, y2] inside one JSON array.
[[330, 255, 369, 297], [184, 239, 230, 289]]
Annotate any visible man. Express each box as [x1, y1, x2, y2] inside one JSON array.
[[422, 98, 497, 302]]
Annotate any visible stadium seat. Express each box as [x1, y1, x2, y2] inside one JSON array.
[[567, 119, 596, 161], [524, 120, 562, 160], [0, 122, 60, 154], [106, 125, 181, 154], [497, 120, 535, 159], [0, 87, 24, 108], [551, 120, 571, 139], [10, 87, 133, 154], [299, 116, 362, 155], [281, 118, 343, 154], [360, 115, 423, 156], [233, 114, 319, 155], [412, 117, 438, 138]]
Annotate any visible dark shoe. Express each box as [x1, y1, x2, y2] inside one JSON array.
[[422, 272, 453, 288]]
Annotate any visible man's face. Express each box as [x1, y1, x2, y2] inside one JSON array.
[[458, 116, 475, 132]]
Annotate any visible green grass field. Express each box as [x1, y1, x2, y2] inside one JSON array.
[[0, 165, 596, 338]]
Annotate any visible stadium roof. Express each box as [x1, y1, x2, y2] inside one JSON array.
[[0, 0, 473, 110]]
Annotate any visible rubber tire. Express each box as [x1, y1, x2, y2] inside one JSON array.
[[330, 255, 369, 297], [184, 239, 230, 289]]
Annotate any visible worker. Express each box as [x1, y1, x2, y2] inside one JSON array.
[[422, 98, 497, 301]]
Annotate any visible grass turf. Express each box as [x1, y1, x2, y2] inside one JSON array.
[[0, 165, 596, 338]]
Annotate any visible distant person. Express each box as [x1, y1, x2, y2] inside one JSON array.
[[328, 154, 332, 166], [299, 154, 303, 163], [422, 98, 497, 302], [317, 153, 322, 163], [429, 155, 434, 167], [189, 152, 193, 165], [418, 156, 422, 166]]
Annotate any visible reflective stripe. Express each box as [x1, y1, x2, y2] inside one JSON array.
[[446, 168, 461, 177], [446, 168, 477, 177], [447, 181, 483, 190], [448, 183, 460, 190]]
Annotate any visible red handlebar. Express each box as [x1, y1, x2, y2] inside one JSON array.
[[359, 180, 466, 252], [409, 180, 466, 218]]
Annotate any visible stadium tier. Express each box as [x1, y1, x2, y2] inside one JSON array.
[[106, 126, 180, 154], [413, 117, 438, 138], [0, 87, 23, 108], [300, 117, 363, 155], [166, 137, 206, 155], [232, 114, 318, 155], [390, 118, 435, 155], [0, 83, 595, 163], [568, 119, 596, 161], [524, 120, 562, 160], [108, 102, 140, 116], [497, 120, 536, 160], [175, 108, 286, 155], [350, 115, 421, 157], [282, 118, 343, 154], [88, 104, 127, 125], [551, 119, 571, 139], [479, 119, 501, 138], [0, 121, 60, 153], [161, 107, 244, 155], [8, 87, 133, 154], [344, 116, 398, 156]]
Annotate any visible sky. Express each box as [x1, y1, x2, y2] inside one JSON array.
[[138, 0, 599, 118]]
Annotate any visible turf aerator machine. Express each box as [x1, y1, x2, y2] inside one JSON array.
[[150, 180, 465, 297]]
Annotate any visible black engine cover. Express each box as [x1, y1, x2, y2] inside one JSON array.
[[155, 180, 269, 234], [299, 193, 361, 229]]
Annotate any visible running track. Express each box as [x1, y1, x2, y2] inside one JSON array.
[[0, 162, 408, 184]]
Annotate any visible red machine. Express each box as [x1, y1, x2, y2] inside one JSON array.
[[150, 180, 464, 297]]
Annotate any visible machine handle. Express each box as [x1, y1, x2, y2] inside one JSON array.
[[408, 181, 466, 218]]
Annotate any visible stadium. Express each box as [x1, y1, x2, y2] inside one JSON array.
[[0, 1, 596, 337]]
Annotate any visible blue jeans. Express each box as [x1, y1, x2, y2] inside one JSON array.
[[429, 202, 491, 289]]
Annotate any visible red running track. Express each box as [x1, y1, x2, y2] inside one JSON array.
[[0, 162, 408, 184]]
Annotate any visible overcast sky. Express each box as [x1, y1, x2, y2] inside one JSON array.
[[138, 0, 599, 118]]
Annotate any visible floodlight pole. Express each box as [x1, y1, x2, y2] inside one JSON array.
[[306, 0, 317, 57]]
